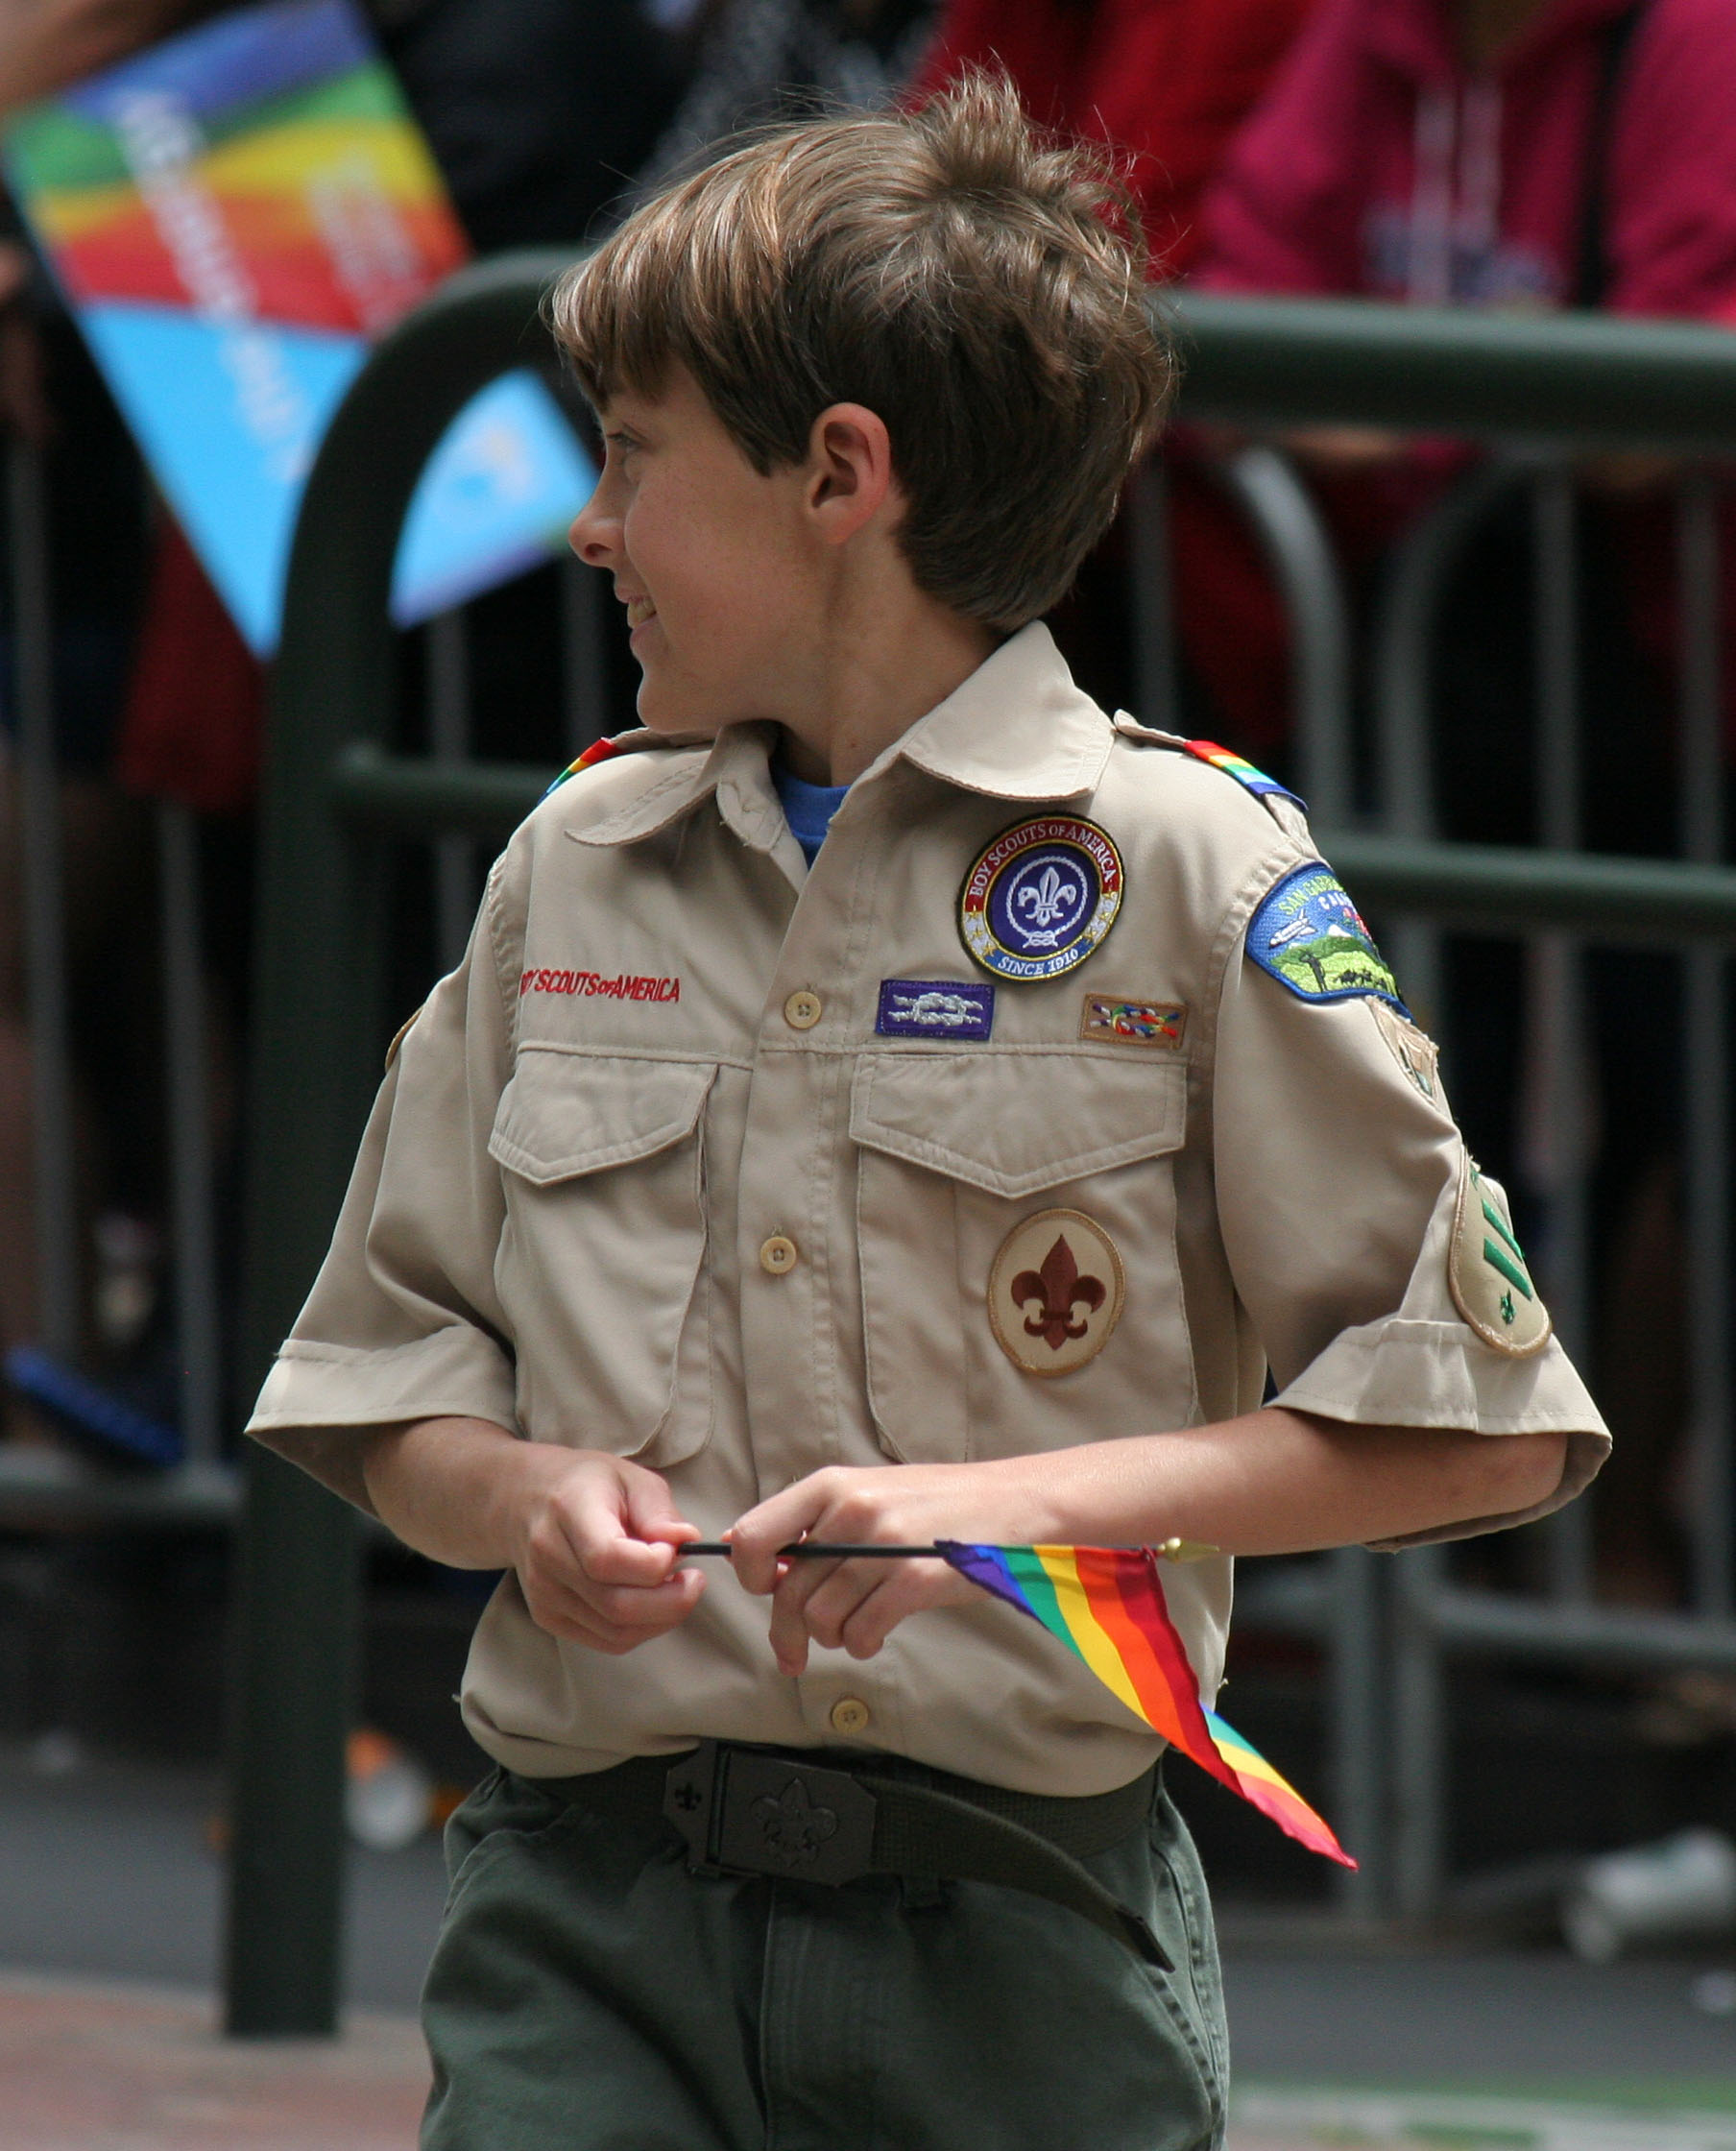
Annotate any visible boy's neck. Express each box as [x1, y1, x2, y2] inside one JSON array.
[[772, 596, 1000, 788]]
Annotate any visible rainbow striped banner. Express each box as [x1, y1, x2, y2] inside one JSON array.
[[4, 0, 594, 652], [938, 1540, 1353, 1868]]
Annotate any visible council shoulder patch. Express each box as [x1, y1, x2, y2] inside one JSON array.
[[1448, 1154, 1552, 1357], [1245, 861, 1405, 1012], [959, 816, 1123, 983]]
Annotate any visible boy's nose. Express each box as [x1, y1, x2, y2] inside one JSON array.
[[568, 493, 617, 568]]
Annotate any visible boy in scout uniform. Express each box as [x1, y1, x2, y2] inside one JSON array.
[[249, 78, 1609, 2151]]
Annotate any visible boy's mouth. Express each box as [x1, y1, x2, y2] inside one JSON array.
[[624, 595, 657, 629]]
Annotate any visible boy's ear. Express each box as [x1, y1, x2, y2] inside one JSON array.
[[805, 402, 898, 544]]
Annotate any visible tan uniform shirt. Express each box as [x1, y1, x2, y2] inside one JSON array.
[[249, 624, 1608, 1795]]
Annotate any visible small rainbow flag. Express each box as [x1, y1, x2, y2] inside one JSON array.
[[938, 1541, 1353, 1868]]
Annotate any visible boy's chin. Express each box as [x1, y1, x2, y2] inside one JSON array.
[[635, 677, 735, 743]]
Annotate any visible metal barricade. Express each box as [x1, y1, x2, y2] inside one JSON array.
[[227, 268, 1736, 2031], [0, 434, 236, 1531], [1132, 330, 1736, 1920]]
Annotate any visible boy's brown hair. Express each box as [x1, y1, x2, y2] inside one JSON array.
[[550, 74, 1176, 633]]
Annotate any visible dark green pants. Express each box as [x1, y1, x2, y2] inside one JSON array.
[[422, 1761, 1229, 2151]]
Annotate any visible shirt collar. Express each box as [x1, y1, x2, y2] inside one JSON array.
[[566, 724, 786, 854], [567, 620, 1111, 852], [882, 621, 1113, 802]]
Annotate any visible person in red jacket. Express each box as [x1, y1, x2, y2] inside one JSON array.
[[1191, 0, 1736, 756], [1196, 0, 1736, 1605], [1199, 0, 1736, 318]]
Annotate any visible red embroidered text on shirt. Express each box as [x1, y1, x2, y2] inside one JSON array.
[[518, 969, 681, 1003]]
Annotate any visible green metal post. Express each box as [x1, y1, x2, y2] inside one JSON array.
[[224, 252, 575, 2036]]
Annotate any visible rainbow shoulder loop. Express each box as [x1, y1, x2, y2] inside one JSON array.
[[936, 1541, 1354, 1870]]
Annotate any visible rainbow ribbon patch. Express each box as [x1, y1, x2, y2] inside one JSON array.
[[543, 734, 624, 797], [1183, 739, 1306, 811]]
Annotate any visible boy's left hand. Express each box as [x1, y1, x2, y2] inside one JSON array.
[[728, 1460, 1037, 1675]]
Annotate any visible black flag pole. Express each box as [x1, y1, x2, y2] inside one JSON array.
[[678, 1538, 1218, 1560], [680, 1542, 940, 1559]]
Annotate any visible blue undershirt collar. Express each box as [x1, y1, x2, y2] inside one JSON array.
[[772, 756, 850, 866]]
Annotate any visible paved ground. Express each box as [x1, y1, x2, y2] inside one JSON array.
[[0, 1973, 426, 2150], [1218, 1933, 1736, 2091], [0, 1745, 446, 2010], [5, 1970, 1735, 2151], [5, 1743, 1736, 2145]]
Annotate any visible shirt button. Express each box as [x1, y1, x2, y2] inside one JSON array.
[[829, 1697, 871, 1737], [760, 1234, 799, 1276], [784, 989, 823, 1030]]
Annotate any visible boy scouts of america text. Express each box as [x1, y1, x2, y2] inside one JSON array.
[[518, 970, 681, 1002]]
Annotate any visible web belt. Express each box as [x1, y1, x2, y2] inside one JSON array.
[[529, 1738, 1169, 1969]]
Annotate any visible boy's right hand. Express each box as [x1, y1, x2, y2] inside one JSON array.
[[273, 1415, 708, 1655], [508, 1447, 705, 1655]]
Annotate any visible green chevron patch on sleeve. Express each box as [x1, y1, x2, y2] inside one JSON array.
[[1447, 1154, 1552, 1357]]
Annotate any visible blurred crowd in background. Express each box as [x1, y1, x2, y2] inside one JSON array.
[[4, 0, 1736, 1648]]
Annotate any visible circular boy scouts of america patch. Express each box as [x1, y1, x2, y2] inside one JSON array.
[[1448, 1154, 1552, 1358], [959, 817, 1123, 982], [1244, 861, 1405, 1012], [989, 1209, 1125, 1377]]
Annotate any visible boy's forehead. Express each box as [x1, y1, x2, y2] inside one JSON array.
[[595, 385, 660, 427], [596, 366, 705, 432]]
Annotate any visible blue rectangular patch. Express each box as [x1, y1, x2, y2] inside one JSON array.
[[875, 979, 995, 1039]]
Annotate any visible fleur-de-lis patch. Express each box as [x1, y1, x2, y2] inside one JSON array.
[[1012, 1234, 1106, 1349], [989, 1207, 1125, 1377]]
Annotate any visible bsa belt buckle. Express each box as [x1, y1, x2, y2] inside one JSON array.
[[663, 1741, 878, 1887]]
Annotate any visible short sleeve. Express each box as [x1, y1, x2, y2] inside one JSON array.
[[1210, 873, 1610, 1546], [246, 862, 521, 1440]]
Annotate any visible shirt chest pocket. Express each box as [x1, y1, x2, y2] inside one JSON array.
[[488, 1051, 715, 1465], [850, 1053, 1195, 1464]]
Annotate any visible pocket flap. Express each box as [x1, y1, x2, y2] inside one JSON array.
[[850, 1052, 1187, 1198], [490, 1052, 715, 1185]]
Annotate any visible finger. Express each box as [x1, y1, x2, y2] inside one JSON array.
[[791, 1562, 882, 1655], [731, 1474, 840, 1593], [520, 1571, 630, 1650], [579, 1568, 708, 1631], [835, 1572, 909, 1660], [555, 1477, 686, 1587], [767, 1557, 843, 1675], [526, 1592, 633, 1652], [618, 1463, 703, 1549], [528, 1543, 705, 1630], [522, 1515, 701, 1612], [835, 1563, 960, 1659], [527, 1563, 704, 1651]]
